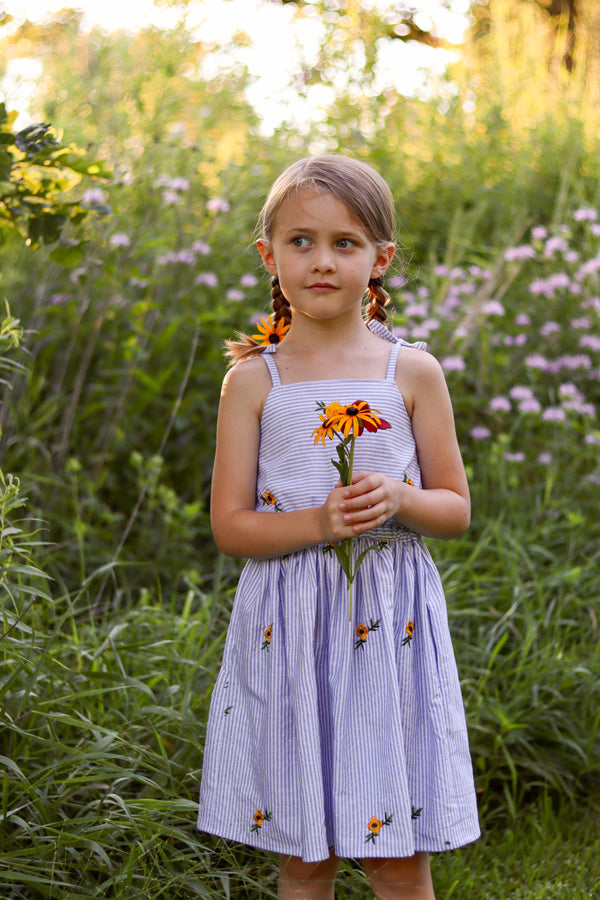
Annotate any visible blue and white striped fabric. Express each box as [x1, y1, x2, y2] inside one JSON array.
[[197, 322, 480, 863]]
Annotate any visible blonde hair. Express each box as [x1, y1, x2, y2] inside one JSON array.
[[225, 155, 397, 365]]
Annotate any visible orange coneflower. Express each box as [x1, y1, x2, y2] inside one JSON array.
[[251, 315, 290, 346], [326, 400, 391, 439]]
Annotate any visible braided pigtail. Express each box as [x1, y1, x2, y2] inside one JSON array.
[[365, 276, 391, 324], [270, 276, 292, 329], [223, 277, 292, 367]]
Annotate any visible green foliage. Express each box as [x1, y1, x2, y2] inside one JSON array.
[[0, 103, 111, 248]]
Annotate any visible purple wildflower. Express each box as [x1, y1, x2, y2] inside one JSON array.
[[518, 398, 542, 414], [411, 326, 430, 340], [481, 300, 505, 316], [573, 207, 598, 222], [544, 236, 569, 256], [548, 273, 571, 290], [559, 383, 582, 400], [504, 245, 536, 262], [109, 232, 130, 247], [579, 335, 600, 352], [195, 272, 218, 287], [441, 356, 466, 372], [207, 197, 230, 213], [489, 396, 512, 412], [576, 255, 600, 281], [555, 354, 591, 370], [525, 354, 550, 370], [82, 188, 107, 204], [510, 386, 534, 400], [542, 407, 567, 422], [405, 302, 429, 318], [540, 321, 560, 336]]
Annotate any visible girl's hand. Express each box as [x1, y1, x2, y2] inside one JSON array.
[[336, 471, 402, 535], [319, 485, 362, 541]]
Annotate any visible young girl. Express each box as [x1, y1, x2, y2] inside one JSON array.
[[197, 155, 480, 899]]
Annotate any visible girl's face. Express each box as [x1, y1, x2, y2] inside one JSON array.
[[257, 188, 394, 325]]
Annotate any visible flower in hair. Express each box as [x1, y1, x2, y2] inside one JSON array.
[[251, 314, 290, 346]]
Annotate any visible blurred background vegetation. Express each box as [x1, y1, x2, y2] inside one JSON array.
[[1, 0, 599, 896]]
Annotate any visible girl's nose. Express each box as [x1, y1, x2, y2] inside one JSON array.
[[311, 246, 335, 272]]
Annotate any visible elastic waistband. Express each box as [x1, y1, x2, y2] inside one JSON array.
[[348, 523, 422, 544]]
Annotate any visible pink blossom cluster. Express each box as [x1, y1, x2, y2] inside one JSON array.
[[393, 209, 600, 478]]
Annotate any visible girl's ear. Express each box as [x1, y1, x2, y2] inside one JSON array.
[[256, 239, 278, 276], [370, 242, 395, 279]]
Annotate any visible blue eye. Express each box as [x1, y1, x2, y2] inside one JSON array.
[[337, 238, 355, 249], [292, 236, 310, 247]]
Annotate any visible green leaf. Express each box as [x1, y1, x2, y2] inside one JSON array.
[[332, 543, 352, 580], [49, 240, 88, 267]]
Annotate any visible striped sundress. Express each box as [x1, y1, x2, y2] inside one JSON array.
[[197, 321, 480, 863]]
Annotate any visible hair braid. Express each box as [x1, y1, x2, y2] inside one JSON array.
[[270, 277, 292, 328], [365, 276, 390, 324]]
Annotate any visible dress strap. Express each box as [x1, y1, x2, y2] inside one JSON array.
[[386, 342, 401, 381], [368, 318, 428, 352], [261, 348, 281, 386]]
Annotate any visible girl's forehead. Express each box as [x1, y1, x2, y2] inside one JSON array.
[[273, 186, 366, 232]]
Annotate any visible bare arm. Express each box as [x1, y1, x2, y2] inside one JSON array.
[[335, 351, 470, 540], [210, 359, 360, 558]]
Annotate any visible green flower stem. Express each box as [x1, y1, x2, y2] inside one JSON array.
[[346, 435, 356, 621]]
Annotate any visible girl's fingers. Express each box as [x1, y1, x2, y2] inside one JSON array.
[[341, 485, 384, 511], [344, 502, 386, 525]]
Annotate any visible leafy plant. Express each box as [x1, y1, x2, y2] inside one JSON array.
[[0, 102, 111, 248]]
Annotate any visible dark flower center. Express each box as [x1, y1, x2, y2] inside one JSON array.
[[346, 406, 358, 415], [268, 333, 280, 344]]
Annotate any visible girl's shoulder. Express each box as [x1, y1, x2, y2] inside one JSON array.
[[395, 346, 449, 417], [221, 352, 272, 414]]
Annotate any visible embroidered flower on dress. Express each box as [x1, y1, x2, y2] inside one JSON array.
[[412, 805, 423, 819], [261, 491, 282, 511], [365, 812, 393, 844], [252, 315, 290, 346], [261, 624, 272, 651], [251, 808, 272, 832], [402, 620, 415, 647], [355, 618, 381, 650]]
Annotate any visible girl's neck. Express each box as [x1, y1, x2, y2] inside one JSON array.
[[282, 308, 369, 352], [272, 317, 390, 383]]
